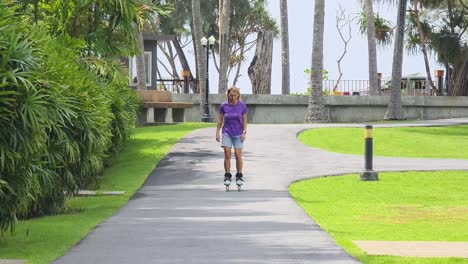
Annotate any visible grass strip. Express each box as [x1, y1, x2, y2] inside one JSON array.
[[298, 125, 468, 159]]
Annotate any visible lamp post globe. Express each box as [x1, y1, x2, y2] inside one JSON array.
[[200, 36, 208, 46], [208, 35, 216, 46], [201, 36, 215, 122]]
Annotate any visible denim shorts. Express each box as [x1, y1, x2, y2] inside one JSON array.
[[222, 134, 244, 149]]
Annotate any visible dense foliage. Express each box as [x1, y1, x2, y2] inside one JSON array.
[[405, 0, 467, 95], [0, 2, 141, 233]]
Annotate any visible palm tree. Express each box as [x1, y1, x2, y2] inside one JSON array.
[[364, 0, 379, 95], [417, 0, 467, 95], [280, 0, 290, 94], [385, 0, 408, 120], [358, 11, 394, 46], [305, 0, 326, 123], [407, 0, 439, 94], [218, 0, 231, 94], [191, 0, 207, 115]]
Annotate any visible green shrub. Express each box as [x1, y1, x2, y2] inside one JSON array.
[[0, 4, 139, 232], [0, 5, 48, 231]]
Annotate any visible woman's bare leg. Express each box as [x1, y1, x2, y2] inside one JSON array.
[[234, 148, 243, 173], [223, 147, 232, 173]]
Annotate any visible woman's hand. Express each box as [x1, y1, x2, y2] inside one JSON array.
[[216, 133, 220, 142], [241, 132, 246, 142]]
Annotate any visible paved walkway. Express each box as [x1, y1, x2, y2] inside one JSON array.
[[53, 118, 468, 264]]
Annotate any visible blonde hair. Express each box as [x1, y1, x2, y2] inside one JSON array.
[[226, 86, 241, 100]]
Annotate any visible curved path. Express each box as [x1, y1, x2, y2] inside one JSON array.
[[53, 118, 468, 264]]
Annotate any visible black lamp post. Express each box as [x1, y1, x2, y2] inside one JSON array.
[[201, 35, 216, 122]]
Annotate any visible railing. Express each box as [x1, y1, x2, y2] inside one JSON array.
[[322, 79, 439, 96], [143, 78, 439, 96], [322, 80, 371, 95], [152, 78, 198, 94]]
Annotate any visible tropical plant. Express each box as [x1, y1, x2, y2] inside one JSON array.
[[382, 0, 467, 96], [0, 4, 52, 231], [0, 1, 141, 233], [305, 69, 329, 80], [414, 0, 467, 95], [357, 5, 394, 95], [358, 11, 394, 46], [300, 69, 329, 95], [359, 5, 393, 95], [405, 0, 440, 95]]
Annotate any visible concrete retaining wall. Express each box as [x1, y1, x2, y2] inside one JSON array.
[[154, 94, 468, 124]]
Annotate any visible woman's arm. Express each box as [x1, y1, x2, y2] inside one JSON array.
[[241, 113, 247, 142], [216, 113, 224, 142]]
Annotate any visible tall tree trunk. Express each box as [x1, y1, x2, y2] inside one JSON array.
[[452, 52, 468, 96], [412, 2, 439, 95], [173, 38, 199, 93], [248, 30, 274, 94], [447, 0, 455, 32], [218, 0, 230, 93], [305, 0, 326, 123], [364, 0, 379, 95], [385, 0, 407, 120], [280, 0, 290, 94], [446, 0, 456, 94], [192, 0, 207, 115], [134, 23, 147, 90], [157, 41, 178, 78]]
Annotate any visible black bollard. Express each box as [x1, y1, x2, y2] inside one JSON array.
[[360, 125, 379, 181], [364, 125, 373, 170]]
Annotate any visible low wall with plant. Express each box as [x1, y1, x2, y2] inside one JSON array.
[[170, 94, 468, 123]]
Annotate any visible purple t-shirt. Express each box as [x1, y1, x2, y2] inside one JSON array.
[[220, 101, 247, 136]]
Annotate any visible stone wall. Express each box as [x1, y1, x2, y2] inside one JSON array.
[[151, 94, 468, 124]]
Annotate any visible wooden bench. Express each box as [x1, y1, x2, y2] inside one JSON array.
[[136, 90, 193, 123]]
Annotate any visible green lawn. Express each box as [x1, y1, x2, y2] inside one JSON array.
[[0, 123, 213, 264], [298, 125, 468, 159], [289, 171, 468, 264], [293, 125, 468, 263]]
